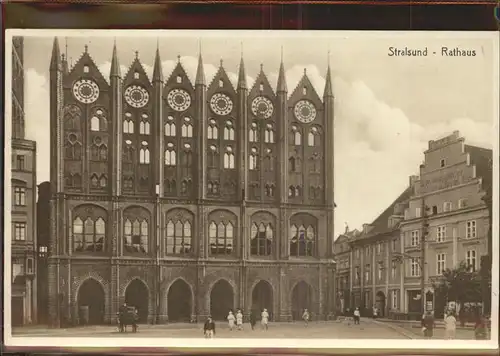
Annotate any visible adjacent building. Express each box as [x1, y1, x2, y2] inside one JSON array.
[[47, 38, 336, 326], [400, 131, 492, 317], [11, 36, 38, 325], [334, 186, 413, 317], [334, 131, 492, 319], [36, 181, 51, 324]]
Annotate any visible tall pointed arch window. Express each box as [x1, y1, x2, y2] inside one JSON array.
[[250, 222, 273, 256], [249, 147, 259, 170], [165, 116, 176, 137], [165, 143, 176, 166], [289, 218, 316, 257], [181, 117, 193, 138], [224, 120, 235, 141], [139, 145, 150, 164], [308, 127, 320, 147], [289, 156, 301, 172], [208, 119, 218, 139], [208, 145, 219, 168], [165, 218, 192, 255], [90, 108, 108, 132], [123, 218, 148, 254], [264, 124, 275, 143], [264, 149, 274, 171], [224, 146, 235, 169], [249, 122, 258, 142], [139, 114, 151, 135], [123, 112, 134, 133], [65, 134, 82, 160], [291, 125, 302, 146], [72, 215, 106, 253], [91, 116, 100, 132], [209, 221, 234, 255]]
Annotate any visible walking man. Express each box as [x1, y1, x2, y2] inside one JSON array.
[[302, 309, 310, 327], [353, 307, 361, 325], [249, 310, 257, 330], [422, 310, 435, 339], [204, 316, 216, 338], [261, 308, 269, 330]]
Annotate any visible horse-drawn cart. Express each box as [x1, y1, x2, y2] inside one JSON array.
[[117, 306, 138, 333]]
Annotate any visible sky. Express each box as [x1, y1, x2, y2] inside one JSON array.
[[16, 30, 498, 237]]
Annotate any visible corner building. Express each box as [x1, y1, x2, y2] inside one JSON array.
[[48, 38, 336, 325]]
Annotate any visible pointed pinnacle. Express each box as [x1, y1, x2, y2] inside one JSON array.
[[110, 41, 121, 78], [237, 56, 247, 90], [277, 60, 287, 93], [152, 47, 164, 82], [324, 65, 333, 98], [50, 37, 61, 71], [195, 52, 206, 86]]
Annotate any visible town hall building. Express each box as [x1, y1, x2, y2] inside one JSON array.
[[47, 37, 337, 325]]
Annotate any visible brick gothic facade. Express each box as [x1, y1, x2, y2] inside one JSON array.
[[48, 38, 336, 326]]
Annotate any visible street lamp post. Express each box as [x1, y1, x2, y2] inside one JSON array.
[[420, 199, 430, 315]]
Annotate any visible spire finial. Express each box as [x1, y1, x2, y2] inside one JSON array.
[[304, 68, 307, 75], [65, 37, 68, 59], [70, 57, 73, 67], [241, 42, 243, 58], [177, 54, 181, 63], [281, 46, 283, 62], [156, 37, 159, 50], [327, 48, 331, 68], [260, 63, 264, 71], [135, 50, 139, 59], [198, 39, 202, 56], [84, 44, 88, 53], [220, 58, 223, 67], [61, 54, 65, 61]]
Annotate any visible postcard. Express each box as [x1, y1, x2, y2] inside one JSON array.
[[4, 29, 499, 350]]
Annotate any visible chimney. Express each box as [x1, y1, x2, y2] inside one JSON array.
[[344, 222, 349, 234], [409, 175, 419, 187]]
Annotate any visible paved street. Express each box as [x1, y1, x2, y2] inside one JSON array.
[[13, 319, 409, 339], [372, 320, 479, 340]]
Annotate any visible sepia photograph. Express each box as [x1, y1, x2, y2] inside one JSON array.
[[4, 29, 499, 349]]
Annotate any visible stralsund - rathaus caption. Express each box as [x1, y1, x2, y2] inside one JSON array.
[[47, 37, 336, 326]]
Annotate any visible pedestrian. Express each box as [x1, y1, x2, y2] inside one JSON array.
[[372, 306, 378, 319], [421, 310, 435, 339], [204, 316, 216, 338], [249, 310, 257, 330], [353, 307, 360, 325], [118, 302, 127, 332], [132, 307, 139, 333], [236, 310, 243, 331], [474, 313, 488, 340], [302, 309, 310, 326], [444, 311, 457, 340], [227, 310, 235, 331], [261, 308, 269, 330]]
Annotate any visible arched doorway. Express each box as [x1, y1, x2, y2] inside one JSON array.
[[375, 291, 386, 317], [125, 279, 149, 323], [168, 279, 192, 322], [291, 281, 313, 321], [210, 279, 234, 321], [77, 278, 105, 325], [252, 280, 273, 320]]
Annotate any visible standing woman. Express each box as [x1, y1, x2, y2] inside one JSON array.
[[227, 310, 236, 331], [261, 308, 269, 330], [444, 311, 457, 340], [236, 310, 243, 331], [302, 309, 310, 326]]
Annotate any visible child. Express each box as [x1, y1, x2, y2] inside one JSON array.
[[261, 308, 269, 330], [204, 316, 216, 338], [227, 310, 235, 331], [236, 310, 243, 330], [353, 307, 361, 325]]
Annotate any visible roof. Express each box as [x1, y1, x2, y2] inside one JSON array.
[[353, 185, 413, 241], [464, 144, 493, 193]]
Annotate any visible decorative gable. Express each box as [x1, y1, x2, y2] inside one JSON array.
[[67, 49, 109, 90], [123, 57, 151, 88], [288, 71, 322, 107]]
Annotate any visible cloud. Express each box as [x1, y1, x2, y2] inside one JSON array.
[[24, 59, 492, 237]]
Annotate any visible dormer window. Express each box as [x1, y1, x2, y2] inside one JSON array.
[[134, 72, 140, 79], [176, 76, 182, 84], [303, 87, 307, 95], [219, 80, 223, 88], [259, 83, 264, 91], [84, 65, 89, 73], [440, 159, 446, 168]]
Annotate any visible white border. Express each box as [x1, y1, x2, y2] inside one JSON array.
[[4, 29, 499, 350]]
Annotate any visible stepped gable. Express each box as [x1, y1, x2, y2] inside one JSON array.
[[465, 144, 493, 193], [207, 59, 236, 95], [122, 52, 152, 88], [164, 56, 194, 91], [68, 45, 109, 89], [288, 69, 322, 104], [249, 64, 276, 98]]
